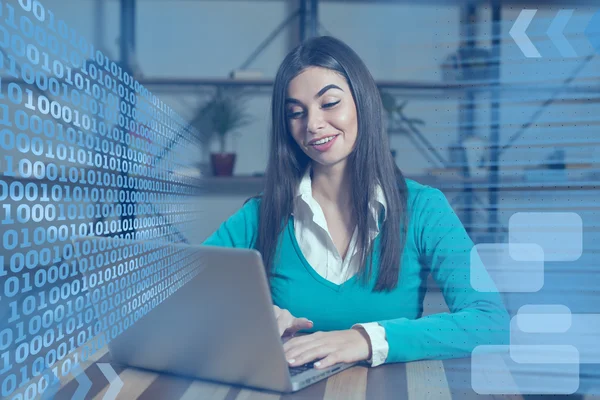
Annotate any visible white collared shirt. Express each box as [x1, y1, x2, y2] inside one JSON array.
[[292, 166, 389, 367]]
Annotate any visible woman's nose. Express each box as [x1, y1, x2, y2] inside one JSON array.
[[307, 110, 326, 135]]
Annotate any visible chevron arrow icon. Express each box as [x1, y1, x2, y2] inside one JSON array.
[[510, 9, 541, 58], [548, 10, 577, 57], [72, 363, 92, 400], [584, 10, 600, 53], [98, 363, 124, 400]]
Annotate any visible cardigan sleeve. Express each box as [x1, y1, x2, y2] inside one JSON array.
[[201, 197, 260, 248], [376, 186, 510, 363]]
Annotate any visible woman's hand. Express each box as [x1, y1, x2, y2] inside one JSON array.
[[273, 305, 313, 337], [283, 328, 372, 369]]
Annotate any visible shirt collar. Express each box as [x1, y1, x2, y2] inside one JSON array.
[[297, 165, 314, 200], [295, 165, 387, 231]]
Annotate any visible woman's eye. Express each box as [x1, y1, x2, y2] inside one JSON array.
[[287, 101, 340, 119]]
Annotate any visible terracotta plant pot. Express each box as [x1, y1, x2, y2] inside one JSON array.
[[210, 153, 236, 176]]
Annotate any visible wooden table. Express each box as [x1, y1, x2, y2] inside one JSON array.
[[50, 348, 599, 400]]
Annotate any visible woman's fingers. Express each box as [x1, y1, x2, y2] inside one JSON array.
[[274, 306, 313, 336], [283, 330, 371, 368], [279, 315, 309, 337], [286, 317, 313, 336]]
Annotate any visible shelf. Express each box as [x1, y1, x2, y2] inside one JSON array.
[[197, 175, 265, 195], [195, 173, 600, 195], [137, 77, 600, 90], [136, 77, 493, 94], [3, 75, 598, 97], [4, 170, 598, 195], [134, 78, 600, 99]]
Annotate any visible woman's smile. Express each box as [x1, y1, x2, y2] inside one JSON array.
[[308, 133, 340, 152]]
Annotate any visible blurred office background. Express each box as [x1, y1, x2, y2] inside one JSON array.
[[39, 0, 600, 242], [9, 0, 600, 337], [1, 0, 600, 396]]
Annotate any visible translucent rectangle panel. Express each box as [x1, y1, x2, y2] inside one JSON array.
[[472, 243, 544, 292], [472, 345, 580, 395], [509, 212, 583, 262]]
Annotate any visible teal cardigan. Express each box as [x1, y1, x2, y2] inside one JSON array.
[[202, 178, 510, 364]]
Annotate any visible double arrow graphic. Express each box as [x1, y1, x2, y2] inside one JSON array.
[[41, 363, 123, 400], [73, 363, 123, 400], [510, 9, 600, 58]]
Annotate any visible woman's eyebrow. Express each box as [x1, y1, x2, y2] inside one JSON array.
[[285, 84, 343, 105]]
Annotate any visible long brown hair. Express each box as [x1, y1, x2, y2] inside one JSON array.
[[252, 36, 409, 292]]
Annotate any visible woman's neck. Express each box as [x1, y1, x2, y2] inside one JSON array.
[[310, 162, 352, 209]]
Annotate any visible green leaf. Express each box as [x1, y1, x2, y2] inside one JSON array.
[[188, 86, 255, 149]]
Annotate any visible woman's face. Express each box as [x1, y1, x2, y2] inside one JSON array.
[[286, 67, 358, 170]]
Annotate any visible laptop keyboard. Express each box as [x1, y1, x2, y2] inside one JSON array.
[[289, 361, 317, 377]]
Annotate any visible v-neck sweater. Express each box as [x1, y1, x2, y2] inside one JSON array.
[[202, 178, 510, 363]]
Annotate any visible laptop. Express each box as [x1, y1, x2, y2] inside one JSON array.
[[72, 236, 359, 393]]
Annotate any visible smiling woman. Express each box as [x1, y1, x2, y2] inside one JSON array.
[[203, 35, 509, 370]]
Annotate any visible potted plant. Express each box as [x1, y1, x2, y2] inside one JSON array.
[[190, 86, 254, 176]]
